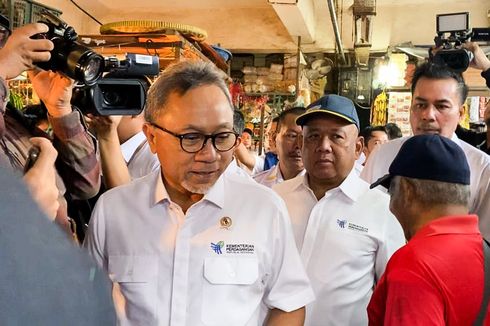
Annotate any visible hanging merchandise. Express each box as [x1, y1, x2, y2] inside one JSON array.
[[370, 90, 387, 126], [229, 81, 243, 109], [240, 95, 269, 124], [387, 92, 412, 136]]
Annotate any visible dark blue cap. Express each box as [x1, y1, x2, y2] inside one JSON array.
[[296, 94, 360, 129], [370, 134, 470, 190]]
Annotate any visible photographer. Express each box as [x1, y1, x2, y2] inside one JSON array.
[[0, 22, 100, 237], [460, 42, 490, 154]]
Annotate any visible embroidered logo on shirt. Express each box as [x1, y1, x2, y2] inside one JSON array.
[[337, 219, 347, 228], [347, 223, 369, 233], [210, 241, 224, 254], [225, 243, 255, 254], [336, 219, 369, 233], [210, 241, 255, 254]]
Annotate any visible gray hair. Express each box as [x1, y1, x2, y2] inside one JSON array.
[[144, 60, 233, 123], [391, 176, 470, 207]]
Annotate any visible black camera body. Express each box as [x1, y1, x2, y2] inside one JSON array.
[[35, 10, 159, 115], [35, 10, 105, 86], [433, 12, 490, 72], [72, 54, 159, 116]]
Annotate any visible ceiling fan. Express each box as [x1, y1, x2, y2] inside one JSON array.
[[305, 58, 334, 80]]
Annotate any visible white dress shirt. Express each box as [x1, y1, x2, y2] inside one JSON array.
[[253, 164, 306, 188], [273, 170, 405, 326], [120, 131, 160, 179], [85, 169, 315, 326], [361, 135, 490, 238]]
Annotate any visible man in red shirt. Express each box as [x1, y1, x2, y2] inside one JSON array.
[[368, 134, 489, 325]]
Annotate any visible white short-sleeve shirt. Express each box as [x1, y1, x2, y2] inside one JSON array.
[[120, 131, 160, 179], [273, 170, 405, 326], [85, 169, 314, 326], [361, 135, 490, 238]]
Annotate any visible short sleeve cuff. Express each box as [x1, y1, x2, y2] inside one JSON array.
[[265, 287, 315, 312], [49, 109, 84, 139]]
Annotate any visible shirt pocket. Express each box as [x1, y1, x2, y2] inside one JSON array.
[[108, 255, 158, 325], [201, 256, 262, 326]]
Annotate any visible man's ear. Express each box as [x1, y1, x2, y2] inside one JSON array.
[[457, 104, 465, 122], [143, 123, 157, 154], [355, 136, 364, 160], [399, 177, 416, 205]]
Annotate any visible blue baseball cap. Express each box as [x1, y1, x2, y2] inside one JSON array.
[[370, 134, 470, 190], [296, 94, 360, 129]]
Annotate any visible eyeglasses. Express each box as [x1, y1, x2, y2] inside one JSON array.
[[150, 123, 238, 153]]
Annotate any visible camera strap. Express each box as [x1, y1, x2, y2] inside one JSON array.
[[474, 238, 490, 326]]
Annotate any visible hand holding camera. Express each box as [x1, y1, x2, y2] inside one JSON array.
[[462, 42, 490, 72], [0, 23, 53, 80], [28, 69, 74, 118], [432, 12, 490, 72], [23, 137, 60, 220]]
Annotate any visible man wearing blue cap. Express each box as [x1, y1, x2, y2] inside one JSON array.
[[368, 134, 489, 325], [361, 61, 490, 239], [273, 94, 405, 326]]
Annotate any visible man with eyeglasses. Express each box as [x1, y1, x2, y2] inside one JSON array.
[[254, 107, 306, 188], [85, 60, 314, 326], [274, 94, 405, 325]]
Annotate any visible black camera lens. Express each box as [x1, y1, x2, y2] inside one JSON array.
[[81, 54, 104, 85], [67, 46, 104, 85], [102, 89, 125, 106], [434, 49, 471, 73]]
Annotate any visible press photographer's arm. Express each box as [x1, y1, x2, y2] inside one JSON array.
[[0, 23, 60, 219], [28, 69, 101, 200], [463, 42, 490, 88], [0, 22, 100, 234]]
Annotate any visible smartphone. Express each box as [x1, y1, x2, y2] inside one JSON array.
[[24, 146, 40, 174]]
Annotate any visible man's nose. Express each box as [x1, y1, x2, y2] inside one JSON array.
[[421, 105, 436, 121], [316, 135, 333, 152], [195, 138, 218, 161]]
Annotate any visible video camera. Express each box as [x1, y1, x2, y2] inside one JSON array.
[[433, 12, 490, 73], [35, 10, 159, 115]]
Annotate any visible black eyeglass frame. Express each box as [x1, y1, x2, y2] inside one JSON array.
[[150, 122, 239, 153]]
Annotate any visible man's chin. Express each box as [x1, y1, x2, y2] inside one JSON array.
[[182, 180, 214, 195]]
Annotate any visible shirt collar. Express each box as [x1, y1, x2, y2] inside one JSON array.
[[274, 164, 306, 183], [120, 131, 147, 162], [153, 168, 225, 209], [411, 215, 480, 241], [303, 167, 364, 202], [337, 168, 365, 202]]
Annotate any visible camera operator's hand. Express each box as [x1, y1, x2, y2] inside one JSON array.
[[28, 69, 74, 117], [85, 114, 123, 141], [23, 137, 60, 220], [85, 114, 131, 189], [463, 42, 490, 72], [0, 23, 53, 80]]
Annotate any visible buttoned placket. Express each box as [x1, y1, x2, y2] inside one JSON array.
[[168, 202, 192, 326]]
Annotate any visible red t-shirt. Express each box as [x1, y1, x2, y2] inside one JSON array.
[[368, 215, 490, 325]]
